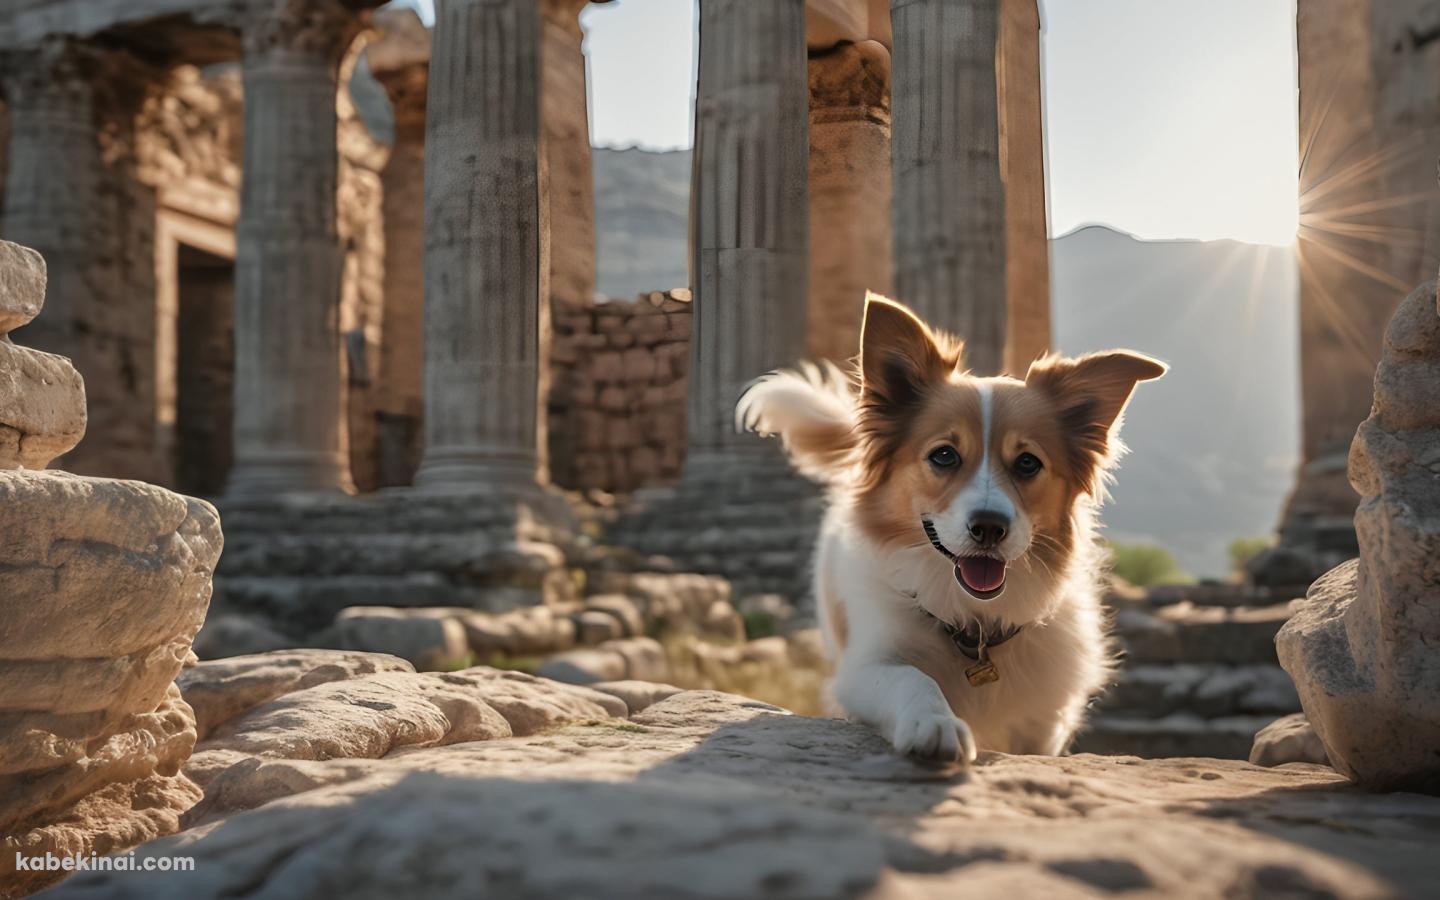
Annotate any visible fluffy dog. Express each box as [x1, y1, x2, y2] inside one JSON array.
[[736, 293, 1165, 762]]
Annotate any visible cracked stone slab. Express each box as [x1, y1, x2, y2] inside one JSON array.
[[48, 691, 1440, 899]]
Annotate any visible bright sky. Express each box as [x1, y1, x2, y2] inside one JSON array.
[[389, 0, 1300, 246]]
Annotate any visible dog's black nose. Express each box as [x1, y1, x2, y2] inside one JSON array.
[[968, 511, 1009, 549]]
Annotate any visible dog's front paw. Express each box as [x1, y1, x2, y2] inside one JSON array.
[[892, 707, 977, 764]]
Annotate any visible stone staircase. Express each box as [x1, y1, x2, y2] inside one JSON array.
[[212, 487, 588, 636], [1074, 588, 1301, 759]]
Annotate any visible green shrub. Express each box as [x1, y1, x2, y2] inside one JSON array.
[[1107, 541, 1193, 587], [1228, 536, 1272, 576], [742, 610, 778, 640]]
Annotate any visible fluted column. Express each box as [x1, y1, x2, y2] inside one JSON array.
[[1, 40, 161, 481], [685, 0, 810, 470], [227, 0, 360, 496], [415, 0, 548, 489], [890, 0, 1007, 375]]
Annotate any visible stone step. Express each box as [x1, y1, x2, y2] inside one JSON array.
[[1074, 713, 1278, 760], [213, 575, 562, 636], [1113, 602, 1294, 666], [1098, 663, 1301, 719], [1144, 582, 1305, 608], [216, 531, 568, 579], [214, 487, 577, 540]]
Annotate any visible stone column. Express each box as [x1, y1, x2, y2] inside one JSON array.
[[686, 0, 810, 468], [807, 39, 893, 364], [0, 40, 161, 481], [541, 0, 598, 308], [369, 7, 430, 488], [890, 0, 1007, 375], [415, 0, 549, 489], [226, 0, 360, 496], [998, 0, 1050, 373], [608, 0, 816, 602], [1278, 0, 1435, 567]]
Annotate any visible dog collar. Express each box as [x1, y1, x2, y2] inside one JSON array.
[[922, 609, 1023, 686]]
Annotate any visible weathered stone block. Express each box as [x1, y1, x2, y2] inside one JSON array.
[[593, 350, 624, 382], [622, 347, 657, 381], [0, 340, 87, 470], [0, 240, 45, 335], [1, 470, 221, 895], [584, 595, 645, 638], [575, 609, 623, 645], [178, 650, 415, 740], [537, 647, 628, 684], [320, 608, 470, 670], [1249, 713, 1330, 768]]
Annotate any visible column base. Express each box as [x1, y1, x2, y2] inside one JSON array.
[[606, 443, 825, 608], [413, 447, 539, 493], [225, 449, 353, 497]]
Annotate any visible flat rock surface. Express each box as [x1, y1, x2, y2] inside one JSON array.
[[51, 691, 1440, 899], [178, 650, 416, 739]]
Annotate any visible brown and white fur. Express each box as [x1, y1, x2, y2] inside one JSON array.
[[736, 293, 1166, 763]]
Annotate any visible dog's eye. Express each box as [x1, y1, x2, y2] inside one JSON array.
[[1014, 452, 1043, 478], [927, 446, 961, 470]]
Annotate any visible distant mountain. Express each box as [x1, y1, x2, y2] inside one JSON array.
[[1052, 225, 1299, 577], [593, 156, 1302, 577], [592, 147, 692, 299]]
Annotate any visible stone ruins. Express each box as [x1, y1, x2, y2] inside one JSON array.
[[1278, 280, 1440, 793], [0, 239, 223, 895], [0, 0, 1049, 603], [1, 0, 1439, 896]]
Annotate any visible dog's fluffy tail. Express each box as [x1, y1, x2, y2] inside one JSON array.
[[735, 361, 859, 484]]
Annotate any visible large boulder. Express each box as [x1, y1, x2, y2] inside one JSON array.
[[1277, 281, 1440, 793], [0, 472, 223, 896]]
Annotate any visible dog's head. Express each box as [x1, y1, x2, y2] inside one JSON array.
[[853, 293, 1165, 610]]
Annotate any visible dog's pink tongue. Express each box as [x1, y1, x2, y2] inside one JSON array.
[[957, 557, 1007, 594]]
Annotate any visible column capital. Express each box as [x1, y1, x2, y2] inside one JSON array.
[[240, 0, 366, 62]]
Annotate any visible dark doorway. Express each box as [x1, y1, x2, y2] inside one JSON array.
[[174, 244, 235, 497]]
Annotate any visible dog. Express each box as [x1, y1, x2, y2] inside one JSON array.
[[736, 292, 1165, 763]]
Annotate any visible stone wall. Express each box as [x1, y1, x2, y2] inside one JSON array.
[[1, 44, 163, 483], [548, 291, 692, 493]]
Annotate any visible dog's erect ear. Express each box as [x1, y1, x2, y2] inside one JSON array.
[[859, 292, 955, 407], [1026, 350, 1167, 491]]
